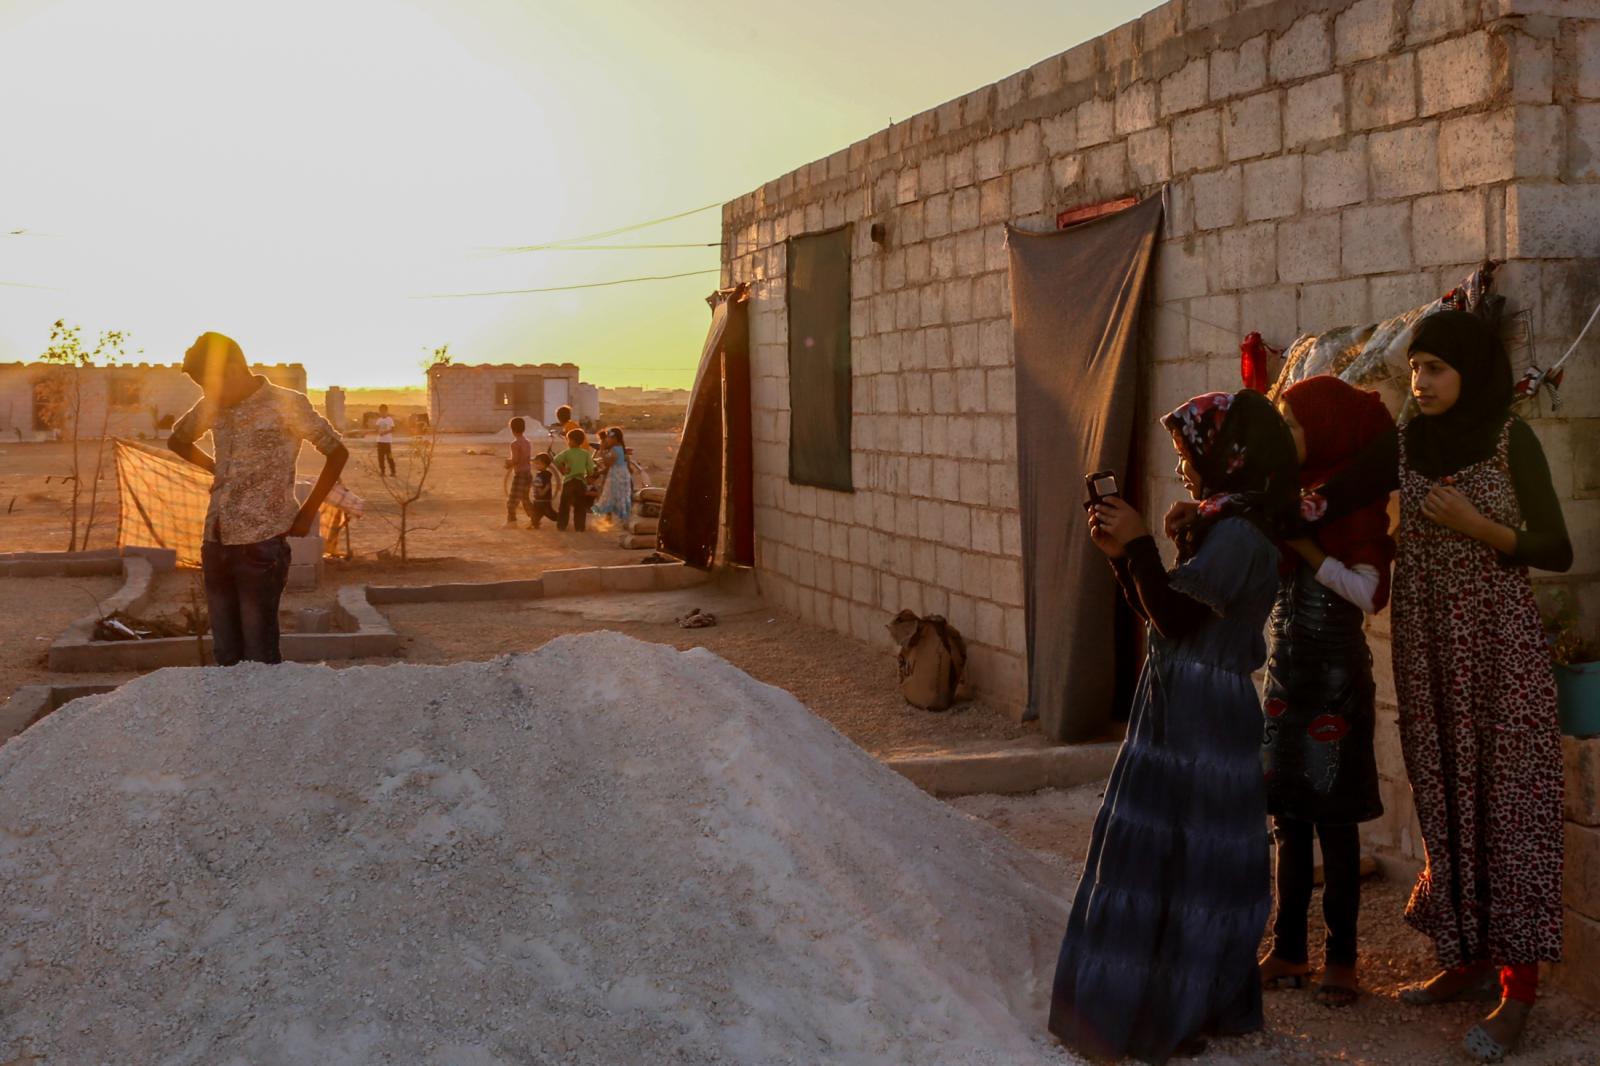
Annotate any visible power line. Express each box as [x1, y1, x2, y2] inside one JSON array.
[[495, 202, 722, 253], [417, 268, 720, 299], [492, 242, 720, 251]]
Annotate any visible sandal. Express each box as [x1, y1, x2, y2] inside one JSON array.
[[1259, 956, 1312, 990], [1463, 1000, 1531, 1064], [1398, 965, 1499, 1005]]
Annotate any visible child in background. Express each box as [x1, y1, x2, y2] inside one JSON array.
[[591, 426, 633, 525], [549, 404, 583, 454], [374, 404, 397, 477], [529, 452, 559, 529], [554, 427, 597, 532], [1259, 376, 1396, 1009], [504, 417, 536, 528]]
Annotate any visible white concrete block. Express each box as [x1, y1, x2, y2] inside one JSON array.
[[1350, 55, 1417, 130], [1335, 0, 1397, 66], [1438, 109, 1512, 189], [1510, 28, 1554, 105], [1405, 0, 1474, 46], [1271, 15, 1332, 82], [1371, 271, 1443, 320], [1370, 123, 1440, 199], [1084, 143, 1131, 200], [1515, 104, 1563, 179], [1128, 128, 1172, 186], [1284, 74, 1345, 148], [1224, 92, 1282, 162], [1300, 278, 1369, 332], [1160, 58, 1210, 118], [1303, 135, 1369, 210], [1189, 294, 1240, 355], [1155, 238, 1208, 301], [1077, 98, 1114, 148], [1412, 190, 1486, 267], [1192, 165, 1243, 230], [975, 135, 1005, 181], [1343, 202, 1414, 274], [1241, 286, 1299, 348], [1418, 33, 1495, 118], [1172, 109, 1224, 174], [1008, 123, 1043, 169], [1207, 224, 1278, 292], [1115, 82, 1158, 135], [1579, 20, 1600, 100], [1210, 35, 1268, 101], [1243, 156, 1301, 221], [1276, 214, 1342, 283], [1012, 165, 1049, 216]]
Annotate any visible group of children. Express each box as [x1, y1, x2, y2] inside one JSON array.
[[1054, 310, 1572, 1064], [503, 404, 634, 533]]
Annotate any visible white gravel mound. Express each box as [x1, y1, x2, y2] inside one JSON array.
[[0, 633, 1073, 1065]]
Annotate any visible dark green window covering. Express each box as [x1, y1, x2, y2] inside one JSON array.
[[787, 226, 854, 491]]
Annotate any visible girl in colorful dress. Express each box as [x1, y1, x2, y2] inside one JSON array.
[[1258, 376, 1395, 1009], [591, 426, 633, 525], [1051, 390, 1297, 1064], [1303, 310, 1572, 1062]]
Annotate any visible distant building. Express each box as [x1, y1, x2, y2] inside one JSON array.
[[426, 362, 581, 433], [0, 361, 307, 440], [575, 382, 600, 424]]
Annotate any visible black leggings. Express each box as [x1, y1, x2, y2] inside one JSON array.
[[1269, 816, 1362, 969]]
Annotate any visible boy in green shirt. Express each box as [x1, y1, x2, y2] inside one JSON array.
[[553, 427, 597, 532]]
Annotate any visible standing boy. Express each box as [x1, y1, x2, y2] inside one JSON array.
[[505, 416, 536, 527], [529, 452, 560, 529], [168, 331, 347, 666], [553, 427, 597, 532], [374, 403, 396, 476]]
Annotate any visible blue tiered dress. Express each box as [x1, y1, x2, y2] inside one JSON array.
[[1049, 517, 1280, 1064]]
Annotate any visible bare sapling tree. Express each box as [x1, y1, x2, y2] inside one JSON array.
[[36, 321, 134, 551], [371, 344, 451, 562]]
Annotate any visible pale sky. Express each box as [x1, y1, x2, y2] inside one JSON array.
[[0, 0, 1144, 389]]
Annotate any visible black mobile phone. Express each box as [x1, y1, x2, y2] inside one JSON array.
[[1085, 470, 1120, 506]]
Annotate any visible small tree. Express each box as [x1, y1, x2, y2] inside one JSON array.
[[371, 344, 450, 562], [36, 321, 135, 551]]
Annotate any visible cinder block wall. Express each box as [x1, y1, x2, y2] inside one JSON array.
[[428, 364, 581, 433], [0, 362, 309, 438], [723, 0, 1599, 987]]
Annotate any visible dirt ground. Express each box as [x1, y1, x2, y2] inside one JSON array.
[[0, 434, 1038, 756], [955, 787, 1600, 1066]]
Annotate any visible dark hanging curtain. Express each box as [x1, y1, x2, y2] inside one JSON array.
[[658, 284, 750, 570], [1008, 194, 1164, 743], [787, 226, 854, 491]]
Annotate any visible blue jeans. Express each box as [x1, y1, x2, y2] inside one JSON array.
[[201, 536, 290, 666]]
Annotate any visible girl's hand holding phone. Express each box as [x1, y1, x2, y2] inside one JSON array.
[[1093, 496, 1149, 549]]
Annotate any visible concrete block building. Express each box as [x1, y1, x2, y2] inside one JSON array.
[[426, 362, 581, 433], [722, 0, 1600, 997], [0, 362, 307, 440]]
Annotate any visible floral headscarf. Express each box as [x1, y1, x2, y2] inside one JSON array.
[[1161, 389, 1299, 559]]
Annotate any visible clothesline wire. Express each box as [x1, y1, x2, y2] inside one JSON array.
[[493, 202, 724, 253], [415, 268, 721, 299], [1551, 295, 1600, 372]]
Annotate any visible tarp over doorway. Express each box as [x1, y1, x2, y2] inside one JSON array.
[[658, 285, 751, 569], [1008, 194, 1164, 743]]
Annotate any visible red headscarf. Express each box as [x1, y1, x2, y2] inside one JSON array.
[[1281, 376, 1397, 610]]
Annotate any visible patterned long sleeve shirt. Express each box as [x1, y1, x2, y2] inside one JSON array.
[[172, 378, 343, 545]]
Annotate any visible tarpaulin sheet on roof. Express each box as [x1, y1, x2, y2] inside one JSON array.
[[1008, 194, 1164, 743]]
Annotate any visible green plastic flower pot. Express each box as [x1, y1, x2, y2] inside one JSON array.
[[1556, 661, 1600, 739]]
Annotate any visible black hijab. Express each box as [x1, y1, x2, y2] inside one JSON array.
[[1161, 389, 1300, 560], [1403, 309, 1513, 478]]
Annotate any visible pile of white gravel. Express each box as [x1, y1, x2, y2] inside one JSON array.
[[0, 633, 1073, 1065]]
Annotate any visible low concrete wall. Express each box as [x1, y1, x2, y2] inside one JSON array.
[[0, 683, 120, 745], [887, 742, 1119, 797], [367, 561, 710, 605], [1553, 735, 1600, 1004], [0, 546, 176, 578]]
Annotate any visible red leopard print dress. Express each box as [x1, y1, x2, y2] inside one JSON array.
[[1392, 419, 1565, 967]]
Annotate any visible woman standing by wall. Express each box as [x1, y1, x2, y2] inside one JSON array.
[[1052, 390, 1297, 1063], [1304, 310, 1572, 1062]]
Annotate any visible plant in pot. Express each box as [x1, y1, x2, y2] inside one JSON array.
[[1544, 588, 1600, 738]]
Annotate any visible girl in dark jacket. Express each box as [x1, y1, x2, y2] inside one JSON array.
[[1257, 375, 1395, 1008]]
